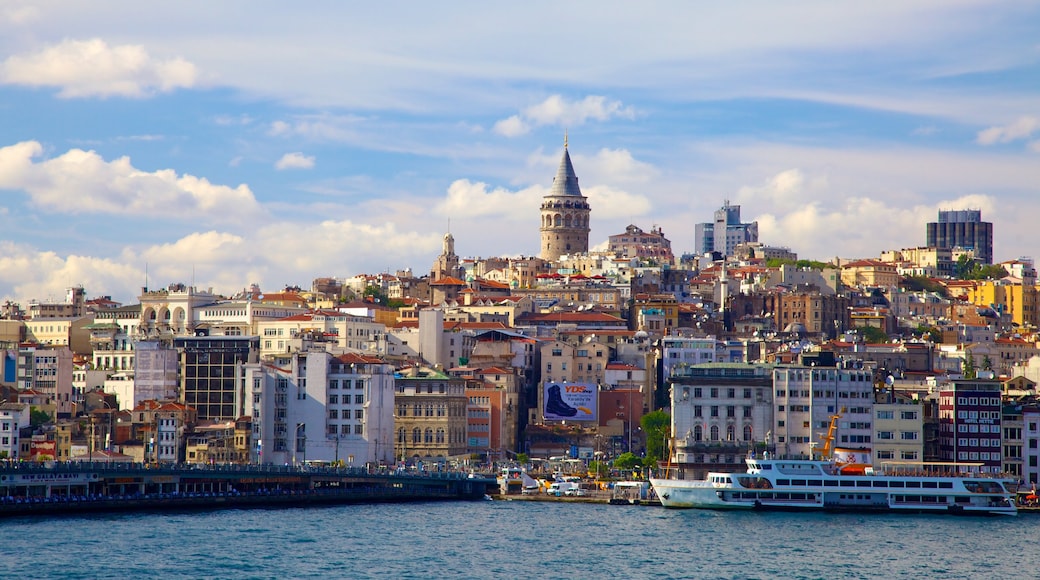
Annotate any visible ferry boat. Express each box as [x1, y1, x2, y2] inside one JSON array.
[[651, 412, 1017, 516], [650, 454, 1017, 516]]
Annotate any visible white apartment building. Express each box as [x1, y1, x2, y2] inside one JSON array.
[[773, 356, 875, 459], [247, 350, 395, 466], [668, 363, 774, 468], [17, 346, 75, 419], [1023, 407, 1040, 485], [660, 335, 716, 380], [873, 402, 924, 465], [0, 403, 29, 459], [256, 310, 386, 358]]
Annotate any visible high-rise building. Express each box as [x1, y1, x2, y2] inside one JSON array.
[[540, 139, 591, 262], [694, 201, 758, 257], [176, 335, 259, 421], [938, 379, 1002, 473], [926, 209, 993, 264]]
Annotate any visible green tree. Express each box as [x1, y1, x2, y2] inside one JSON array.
[[859, 326, 889, 344], [765, 258, 832, 270], [914, 324, 942, 343], [981, 355, 993, 372], [515, 453, 529, 465], [29, 407, 51, 427], [613, 452, 642, 470], [954, 255, 975, 279], [955, 257, 1008, 281], [962, 350, 977, 379], [641, 410, 671, 466], [901, 276, 949, 298]]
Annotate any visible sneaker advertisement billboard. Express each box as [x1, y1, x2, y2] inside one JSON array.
[[543, 382, 597, 422]]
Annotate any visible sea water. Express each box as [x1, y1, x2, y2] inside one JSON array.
[[0, 500, 1036, 579]]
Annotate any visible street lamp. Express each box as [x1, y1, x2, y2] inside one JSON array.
[[293, 422, 306, 467]]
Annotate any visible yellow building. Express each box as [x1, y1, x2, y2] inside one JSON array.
[[840, 259, 900, 288], [971, 280, 1038, 330]]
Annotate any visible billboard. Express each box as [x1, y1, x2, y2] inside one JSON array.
[[543, 382, 597, 422]]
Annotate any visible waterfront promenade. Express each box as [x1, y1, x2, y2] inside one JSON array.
[[0, 462, 496, 516]]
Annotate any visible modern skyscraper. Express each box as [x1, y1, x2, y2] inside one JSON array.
[[540, 138, 590, 262], [926, 209, 993, 264], [694, 201, 758, 257]]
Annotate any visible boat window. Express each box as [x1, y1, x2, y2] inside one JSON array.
[[792, 479, 806, 486], [840, 480, 854, 487], [856, 480, 871, 487], [906, 481, 921, 488], [922, 481, 938, 489], [939, 482, 953, 489], [808, 480, 821, 486], [776, 479, 790, 486], [760, 464, 772, 470], [889, 481, 904, 488], [824, 480, 838, 487], [872, 481, 888, 487]]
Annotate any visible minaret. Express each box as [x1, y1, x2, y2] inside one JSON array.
[[539, 135, 591, 262]]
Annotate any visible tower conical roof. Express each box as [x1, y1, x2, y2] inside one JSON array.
[[549, 147, 583, 197]]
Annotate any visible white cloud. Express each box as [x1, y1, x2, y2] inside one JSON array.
[[268, 114, 367, 142], [0, 240, 143, 306], [976, 116, 1040, 145], [492, 115, 529, 137], [493, 95, 635, 137], [578, 148, 658, 184], [435, 179, 544, 220], [275, 152, 316, 170], [0, 140, 264, 221], [0, 38, 197, 98]]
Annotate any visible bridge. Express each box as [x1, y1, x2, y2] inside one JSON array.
[[0, 462, 497, 517]]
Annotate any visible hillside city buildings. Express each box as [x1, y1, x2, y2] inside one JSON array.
[[1, 141, 1039, 488]]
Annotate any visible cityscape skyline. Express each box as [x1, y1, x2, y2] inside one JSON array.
[[1, 2, 1039, 305]]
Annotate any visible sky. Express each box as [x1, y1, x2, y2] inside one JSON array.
[[0, 1, 1038, 306]]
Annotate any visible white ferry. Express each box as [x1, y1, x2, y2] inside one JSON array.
[[650, 454, 1017, 516]]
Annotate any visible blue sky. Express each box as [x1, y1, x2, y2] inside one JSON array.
[[0, 1, 1038, 305]]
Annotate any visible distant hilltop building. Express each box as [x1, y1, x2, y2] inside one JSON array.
[[695, 200, 758, 257], [926, 209, 993, 265], [608, 224, 673, 262], [540, 138, 591, 262]]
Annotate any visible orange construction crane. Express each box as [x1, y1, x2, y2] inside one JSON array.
[[813, 407, 846, 460]]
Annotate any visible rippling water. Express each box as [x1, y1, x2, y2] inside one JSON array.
[[2, 501, 1037, 579]]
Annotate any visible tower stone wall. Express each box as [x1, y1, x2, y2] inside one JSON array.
[[540, 144, 590, 262]]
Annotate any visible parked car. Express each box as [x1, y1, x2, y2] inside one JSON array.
[[546, 482, 579, 496]]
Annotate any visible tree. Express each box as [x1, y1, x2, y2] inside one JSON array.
[[765, 258, 832, 270], [954, 255, 975, 279], [962, 350, 977, 379], [901, 276, 949, 298], [30, 407, 51, 427], [641, 410, 671, 466], [613, 452, 642, 470], [914, 324, 942, 343], [859, 326, 889, 344], [981, 355, 994, 372], [515, 453, 529, 466]]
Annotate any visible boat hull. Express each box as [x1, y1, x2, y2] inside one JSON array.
[[649, 477, 1017, 516]]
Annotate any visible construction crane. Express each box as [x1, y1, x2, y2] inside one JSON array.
[[812, 407, 846, 461]]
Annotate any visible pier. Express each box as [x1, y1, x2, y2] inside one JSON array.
[[0, 462, 496, 517]]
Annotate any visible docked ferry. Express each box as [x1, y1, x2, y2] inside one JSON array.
[[650, 453, 1017, 516]]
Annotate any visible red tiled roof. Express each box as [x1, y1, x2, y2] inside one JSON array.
[[430, 276, 467, 286]]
